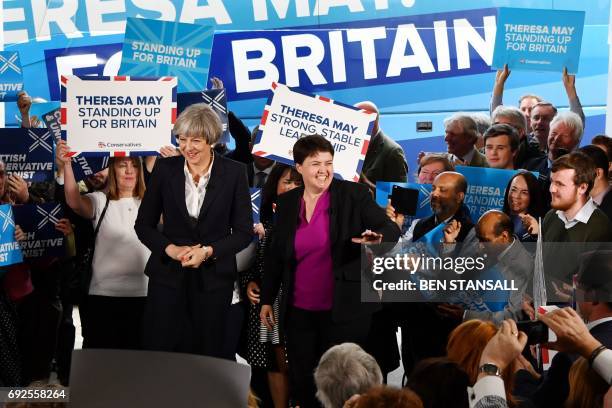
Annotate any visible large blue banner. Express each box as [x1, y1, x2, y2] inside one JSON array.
[[177, 89, 229, 143], [0, 204, 24, 267], [0, 51, 24, 102], [209, 8, 496, 102], [119, 18, 215, 93], [456, 166, 537, 220], [0, 128, 54, 183], [12, 203, 66, 259], [492, 8, 585, 73]]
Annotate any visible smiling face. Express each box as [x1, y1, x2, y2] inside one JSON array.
[[519, 96, 540, 129], [114, 158, 138, 193], [444, 121, 473, 158], [418, 161, 446, 184], [508, 175, 530, 215], [178, 134, 211, 167], [485, 134, 514, 169], [548, 121, 577, 153], [296, 151, 334, 194]]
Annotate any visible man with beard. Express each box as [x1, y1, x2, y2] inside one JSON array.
[[541, 152, 612, 303], [390, 172, 474, 376]]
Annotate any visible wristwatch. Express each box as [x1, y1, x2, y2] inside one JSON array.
[[478, 363, 502, 377]]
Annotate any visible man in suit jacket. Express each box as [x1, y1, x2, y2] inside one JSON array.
[[356, 101, 408, 192], [579, 145, 612, 222], [135, 104, 252, 360], [444, 113, 488, 167]]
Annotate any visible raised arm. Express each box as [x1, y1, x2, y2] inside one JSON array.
[[56, 140, 94, 219]]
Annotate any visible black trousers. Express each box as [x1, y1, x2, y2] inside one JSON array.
[[143, 278, 234, 359], [80, 295, 145, 350], [285, 306, 371, 408]]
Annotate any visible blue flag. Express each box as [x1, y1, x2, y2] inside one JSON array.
[[178, 89, 230, 144], [0, 128, 54, 183], [41, 108, 110, 182], [250, 188, 262, 224], [0, 51, 24, 102], [0, 204, 24, 267], [12, 203, 66, 259]]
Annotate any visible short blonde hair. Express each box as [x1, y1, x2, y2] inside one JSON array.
[[172, 103, 222, 145]]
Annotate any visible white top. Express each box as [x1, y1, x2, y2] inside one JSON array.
[[86, 191, 150, 297], [184, 155, 214, 219], [587, 316, 612, 331], [467, 376, 506, 408], [556, 198, 597, 230], [593, 349, 612, 385]]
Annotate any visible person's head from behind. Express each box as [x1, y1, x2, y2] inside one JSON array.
[[84, 168, 109, 192], [260, 163, 303, 221], [578, 145, 609, 189], [548, 111, 583, 155], [575, 250, 612, 323], [550, 152, 596, 212], [502, 171, 546, 218], [348, 386, 423, 408], [355, 101, 380, 135], [173, 103, 222, 167], [250, 125, 275, 171], [471, 113, 491, 149], [314, 343, 383, 408], [518, 94, 542, 129], [417, 154, 454, 184], [406, 357, 469, 408], [484, 124, 519, 169], [447, 320, 517, 405], [443, 113, 479, 158], [530, 102, 557, 143], [492, 105, 527, 140], [107, 157, 145, 200], [430, 172, 467, 218], [591, 134, 612, 175], [293, 135, 335, 194], [566, 357, 609, 408]]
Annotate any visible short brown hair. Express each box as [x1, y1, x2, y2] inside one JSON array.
[[417, 154, 454, 175], [292, 134, 334, 165], [551, 152, 597, 195], [591, 134, 612, 161], [107, 157, 146, 200], [484, 124, 519, 151], [352, 386, 423, 408]]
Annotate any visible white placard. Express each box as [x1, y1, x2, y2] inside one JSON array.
[[252, 83, 376, 181], [61, 76, 176, 156]]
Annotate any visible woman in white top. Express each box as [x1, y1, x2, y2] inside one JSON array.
[[56, 140, 150, 349]]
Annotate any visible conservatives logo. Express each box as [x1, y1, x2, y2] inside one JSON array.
[[98, 142, 106, 148]]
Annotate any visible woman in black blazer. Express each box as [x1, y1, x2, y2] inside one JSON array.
[[135, 103, 252, 359], [260, 135, 400, 407]]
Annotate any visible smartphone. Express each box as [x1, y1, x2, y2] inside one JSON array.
[[390, 185, 419, 216], [516, 320, 549, 345]]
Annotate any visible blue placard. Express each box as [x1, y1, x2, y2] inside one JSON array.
[[250, 188, 262, 224], [41, 108, 110, 182], [0, 204, 24, 267], [0, 128, 54, 183], [119, 18, 214, 93], [12, 203, 66, 259], [457, 166, 538, 220], [0, 51, 24, 102], [177, 89, 229, 143], [375, 182, 433, 220], [492, 8, 585, 73]]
